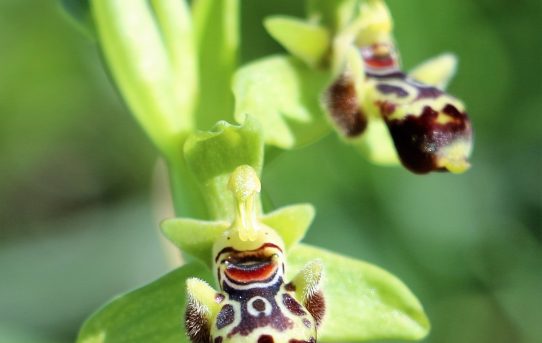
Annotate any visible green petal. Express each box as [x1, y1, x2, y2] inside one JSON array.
[[233, 55, 331, 149], [409, 53, 458, 89], [306, 0, 360, 32], [350, 119, 400, 166], [264, 16, 330, 67], [160, 218, 229, 266], [261, 204, 315, 250], [76, 263, 213, 343], [184, 118, 264, 220], [287, 244, 430, 341]]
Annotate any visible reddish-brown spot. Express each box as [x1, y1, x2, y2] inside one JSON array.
[[386, 104, 471, 174], [326, 74, 367, 137], [306, 291, 326, 328], [185, 302, 210, 343], [258, 335, 275, 343], [284, 283, 296, 292], [253, 299, 266, 311], [282, 293, 306, 316]]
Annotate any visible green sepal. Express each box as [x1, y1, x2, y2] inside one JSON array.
[[59, 0, 95, 39], [261, 204, 315, 250], [160, 218, 229, 267], [264, 16, 330, 67], [184, 117, 264, 221], [350, 119, 400, 165], [233, 55, 331, 149], [76, 262, 213, 343], [288, 244, 430, 342]]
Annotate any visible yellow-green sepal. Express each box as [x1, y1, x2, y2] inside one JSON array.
[[160, 218, 228, 267], [261, 204, 315, 251], [287, 243, 430, 342], [264, 16, 331, 68], [409, 53, 458, 90]]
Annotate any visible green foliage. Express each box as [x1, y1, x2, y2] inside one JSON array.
[[233, 56, 331, 149]]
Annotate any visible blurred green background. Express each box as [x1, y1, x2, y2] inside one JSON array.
[[1, 0, 540, 342]]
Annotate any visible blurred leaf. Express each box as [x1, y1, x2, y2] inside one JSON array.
[[288, 244, 430, 342], [184, 117, 264, 220], [76, 262, 213, 343], [264, 16, 330, 67], [233, 55, 331, 149], [59, 0, 94, 38], [192, 0, 239, 129]]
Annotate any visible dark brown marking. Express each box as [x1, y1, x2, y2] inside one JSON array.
[[305, 290, 326, 328], [302, 318, 312, 328], [214, 337, 223, 343], [185, 301, 210, 343], [284, 282, 296, 292], [216, 304, 235, 329], [377, 84, 409, 97], [253, 299, 266, 311], [215, 293, 225, 303], [385, 104, 471, 174], [258, 335, 275, 343], [282, 293, 306, 316], [326, 74, 367, 137]]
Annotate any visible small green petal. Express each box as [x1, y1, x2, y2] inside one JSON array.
[[233, 55, 331, 149], [264, 16, 331, 67], [160, 218, 229, 266], [261, 204, 315, 250], [409, 53, 458, 89], [184, 117, 264, 220], [287, 244, 430, 341], [76, 262, 213, 343]]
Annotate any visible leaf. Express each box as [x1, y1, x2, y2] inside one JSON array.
[[233, 55, 331, 149], [287, 244, 430, 342], [183, 117, 264, 220], [59, 0, 95, 38], [76, 262, 214, 343], [192, 0, 239, 129], [161, 218, 229, 267], [264, 16, 330, 67], [261, 204, 315, 249], [409, 53, 458, 89]]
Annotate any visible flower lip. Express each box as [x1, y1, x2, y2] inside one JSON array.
[[217, 243, 283, 284]]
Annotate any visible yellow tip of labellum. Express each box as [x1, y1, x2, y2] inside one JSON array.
[[437, 140, 472, 174]]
